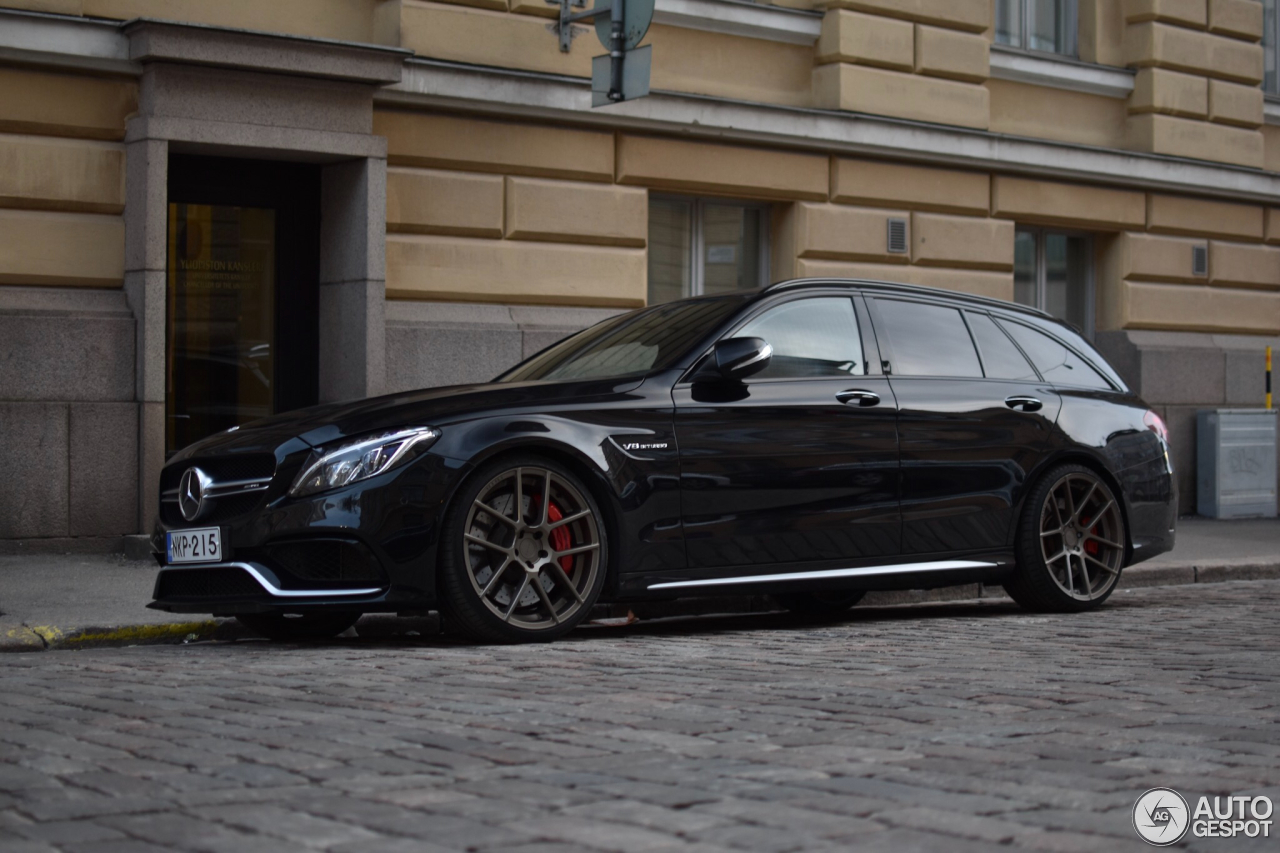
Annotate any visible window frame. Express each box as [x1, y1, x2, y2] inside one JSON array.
[[731, 294, 868, 383], [649, 194, 771, 302], [865, 295, 986, 380], [994, 0, 1079, 59], [678, 291, 874, 385], [963, 309, 1043, 384], [1265, 0, 1280, 95], [995, 315, 1119, 391], [1014, 226, 1096, 340]]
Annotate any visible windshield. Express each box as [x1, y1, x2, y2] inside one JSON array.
[[499, 295, 749, 383]]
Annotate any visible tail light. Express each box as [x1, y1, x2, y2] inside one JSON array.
[[1143, 409, 1169, 444]]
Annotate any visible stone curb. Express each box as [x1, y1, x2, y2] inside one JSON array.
[[2, 559, 1277, 652], [0, 619, 238, 654]]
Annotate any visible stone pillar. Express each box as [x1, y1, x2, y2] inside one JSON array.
[[319, 157, 387, 403], [123, 133, 169, 533]]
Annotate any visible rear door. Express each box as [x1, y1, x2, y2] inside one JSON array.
[[673, 294, 900, 570], [867, 297, 1062, 555]]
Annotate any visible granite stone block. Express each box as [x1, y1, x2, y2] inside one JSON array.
[[69, 402, 138, 537], [0, 403, 68, 538]]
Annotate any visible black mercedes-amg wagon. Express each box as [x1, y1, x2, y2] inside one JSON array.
[[149, 279, 1176, 643]]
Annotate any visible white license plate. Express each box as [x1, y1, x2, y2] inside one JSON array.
[[166, 527, 222, 564]]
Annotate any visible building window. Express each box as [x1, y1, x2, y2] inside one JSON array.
[[995, 0, 1078, 57], [1013, 229, 1094, 337], [648, 196, 769, 304], [1265, 0, 1279, 93]]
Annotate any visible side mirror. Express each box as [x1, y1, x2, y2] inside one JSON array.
[[712, 337, 772, 382]]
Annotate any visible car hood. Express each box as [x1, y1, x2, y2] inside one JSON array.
[[169, 375, 647, 461]]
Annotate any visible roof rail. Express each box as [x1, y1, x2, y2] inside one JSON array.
[[762, 277, 1052, 319]]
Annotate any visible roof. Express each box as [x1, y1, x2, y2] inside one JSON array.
[[763, 278, 1053, 320]]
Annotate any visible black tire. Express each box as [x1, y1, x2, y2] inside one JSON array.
[[1004, 462, 1126, 613], [235, 611, 360, 641], [438, 454, 609, 643], [772, 590, 866, 618]]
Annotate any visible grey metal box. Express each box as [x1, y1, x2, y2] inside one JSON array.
[[1197, 409, 1277, 518]]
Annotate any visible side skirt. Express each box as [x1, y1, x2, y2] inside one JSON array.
[[617, 554, 1014, 599]]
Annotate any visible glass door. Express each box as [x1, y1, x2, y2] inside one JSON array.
[[166, 203, 277, 453], [165, 155, 320, 456]]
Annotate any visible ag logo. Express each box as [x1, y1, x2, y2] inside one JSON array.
[[1133, 787, 1190, 846]]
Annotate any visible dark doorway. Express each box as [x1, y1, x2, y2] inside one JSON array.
[[166, 154, 320, 454]]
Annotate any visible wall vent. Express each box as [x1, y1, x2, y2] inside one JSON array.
[[1192, 245, 1208, 277], [886, 218, 908, 254]]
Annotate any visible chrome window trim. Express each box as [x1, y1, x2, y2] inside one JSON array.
[[158, 561, 383, 598], [646, 559, 998, 590]]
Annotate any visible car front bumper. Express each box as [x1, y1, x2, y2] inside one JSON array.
[[148, 451, 472, 615]]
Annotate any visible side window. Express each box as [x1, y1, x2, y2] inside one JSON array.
[[997, 319, 1112, 389], [874, 299, 983, 378], [735, 297, 864, 379], [966, 312, 1039, 381]]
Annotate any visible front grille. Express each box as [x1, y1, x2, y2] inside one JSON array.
[[266, 540, 385, 584], [160, 454, 276, 492], [201, 493, 269, 524], [156, 567, 264, 600], [161, 492, 269, 526], [160, 453, 277, 525]]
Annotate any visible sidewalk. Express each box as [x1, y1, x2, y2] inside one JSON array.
[[2, 517, 1277, 651]]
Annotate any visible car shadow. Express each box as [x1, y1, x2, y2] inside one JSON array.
[[207, 589, 1161, 651]]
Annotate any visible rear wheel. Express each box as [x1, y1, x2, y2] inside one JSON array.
[[438, 456, 608, 643], [773, 590, 866, 618], [235, 611, 360, 641], [1005, 464, 1126, 612]]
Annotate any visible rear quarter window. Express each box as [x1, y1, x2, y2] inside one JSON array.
[[997, 319, 1113, 390]]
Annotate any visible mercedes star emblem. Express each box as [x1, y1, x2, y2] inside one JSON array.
[[178, 467, 212, 522]]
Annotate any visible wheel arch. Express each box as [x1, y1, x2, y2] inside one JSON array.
[[434, 439, 626, 599], [1015, 449, 1134, 565]]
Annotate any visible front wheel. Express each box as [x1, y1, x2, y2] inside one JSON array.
[[773, 590, 866, 618], [1004, 464, 1127, 612], [438, 456, 608, 643], [235, 611, 360, 641]]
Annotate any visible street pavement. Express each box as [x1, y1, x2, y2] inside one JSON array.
[[2, 579, 1279, 852]]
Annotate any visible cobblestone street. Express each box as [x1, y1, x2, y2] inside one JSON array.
[[2, 580, 1279, 853]]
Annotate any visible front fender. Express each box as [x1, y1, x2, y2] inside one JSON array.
[[430, 408, 686, 577]]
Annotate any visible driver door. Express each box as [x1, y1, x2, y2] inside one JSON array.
[[672, 294, 900, 570]]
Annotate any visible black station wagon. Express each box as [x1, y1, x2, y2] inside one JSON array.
[[150, 279, 1177, 643]]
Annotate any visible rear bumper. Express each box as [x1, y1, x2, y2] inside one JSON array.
[[1119, 452, 1178, 567]]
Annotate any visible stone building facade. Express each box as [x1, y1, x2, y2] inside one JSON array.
[[1, 0, 1278, 548]]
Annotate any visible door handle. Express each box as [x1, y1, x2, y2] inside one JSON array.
[[1005, 395, 1043, 412], [836, 389, 881, 407]]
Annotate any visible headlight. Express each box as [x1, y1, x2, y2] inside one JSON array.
[[290, 427, 440, 498]]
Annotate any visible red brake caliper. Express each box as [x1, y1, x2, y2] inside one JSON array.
[[1081, 516, 1099, 556], [546, 502, 573, 571]]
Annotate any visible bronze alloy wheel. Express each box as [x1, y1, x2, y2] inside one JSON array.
[[1006, 463, 1127, 612], [440, 457, 608, 642], [1039, 471, 1125, 601]]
